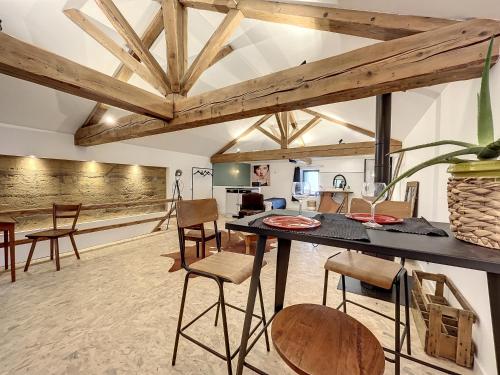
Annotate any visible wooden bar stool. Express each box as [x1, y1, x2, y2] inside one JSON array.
[[322, 198, 412, 375], [24, 203, 82, 272], [172, 199, 270, 375], [272, 304, 385, 375]]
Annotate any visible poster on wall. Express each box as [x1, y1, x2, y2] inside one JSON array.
[[251, 164, 271, 186]]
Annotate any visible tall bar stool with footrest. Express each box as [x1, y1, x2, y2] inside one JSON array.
[[272, 303, 385, 375], [171, 198, 270, 375], [24, 203, 82, 272], [322, 198, 412, 375]]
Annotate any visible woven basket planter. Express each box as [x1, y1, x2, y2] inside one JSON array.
[[447, 161, 500, 249]]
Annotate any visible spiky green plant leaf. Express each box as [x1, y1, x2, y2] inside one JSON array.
[[375, 146, 485, 202], [477, 138, 500, 159], [388, 140, 477, 155], [477, 38, 495, 146]]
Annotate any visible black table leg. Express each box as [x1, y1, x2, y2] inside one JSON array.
[[488, 272, 500, 375], [275, 238, 292, 312], [236, 235, 267, 375]]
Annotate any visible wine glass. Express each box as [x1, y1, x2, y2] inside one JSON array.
[[292, 181, 311, 215], [361, 182, 388, 228]]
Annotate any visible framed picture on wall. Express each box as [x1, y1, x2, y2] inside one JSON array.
[[251, 164, 271, 186]]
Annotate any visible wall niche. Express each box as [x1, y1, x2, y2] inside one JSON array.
[[0, 155, 167, 231]]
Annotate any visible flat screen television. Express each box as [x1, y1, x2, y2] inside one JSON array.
[[213, 163, 251, 186]]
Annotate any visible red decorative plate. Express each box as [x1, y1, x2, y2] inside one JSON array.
[[263, 215, 321, 230], [346, 213, 403, 224]]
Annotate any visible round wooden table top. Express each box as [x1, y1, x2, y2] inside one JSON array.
[[271, 304, 385, 375]]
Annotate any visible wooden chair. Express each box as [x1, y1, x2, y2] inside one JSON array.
[[323, 198, 412, 375], [24, 203, 82, 272], [172, 199, 270, 374], [350, 198, 412, 219], [272, 304, 385, 375], [238, 192, 266, 218], [317, 191, 344, 213], [183, 223, 217, 259], [405, 181, 419, 217]]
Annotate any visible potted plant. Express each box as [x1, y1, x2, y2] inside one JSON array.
[[379, 39, 500, 249]]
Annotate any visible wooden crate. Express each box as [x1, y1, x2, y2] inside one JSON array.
[[411, 270, 477, 368]]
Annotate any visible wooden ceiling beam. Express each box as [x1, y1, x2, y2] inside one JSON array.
[[0, 32, 173, 120], [301, 108, 375, 138], [256, 125, 281, 145], [288, 116, 321, 144], [211, 140, 402, 163], [211, 44, 234, 67], [74, 19, 500, 146], [179, 0, 456, 41], [180, 9, 243, 95], [64, 8, 167, 96], [275, 113, 288, 148], [163, 0, 181, 92], [214, 114, 272, 155], [81, 9, 164, 127], [288, 111, 298, 130], [302, 108, 403, 142], [95, 0, 170, 91]]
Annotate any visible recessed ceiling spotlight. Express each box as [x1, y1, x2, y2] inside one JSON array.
[[236, 148, 241, 152]]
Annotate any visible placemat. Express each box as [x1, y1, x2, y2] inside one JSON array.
[[372, 217, 448, 237], [248, 213, 370, 241]]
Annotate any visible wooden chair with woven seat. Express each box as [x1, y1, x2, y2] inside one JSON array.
[[172, 198, 270, 375], [322, 198, 412, 375], [272, 304, 385, 375], [24, 203, 82, 272]]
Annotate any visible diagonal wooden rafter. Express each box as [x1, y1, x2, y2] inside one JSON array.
[[211, 140, 402, 163], [214, 114, 273, 155], [256, 125, 281, 145], [180, 9, 243, 95], [301, 108, 375, 138], [81, 8, 165, 127], [288, 116, 321, 144], [288, 111, 298, 130], [179, 0, 456, 41], [288, 111, 305, 146], [274, 113, 284, 135], [74, 19, 500, 146], [163, 0, 186, 93], [0, 32, 173, 119], [95, 0, 171, 92], [64, 8, 168, 96], [302, 108, 401, 143]]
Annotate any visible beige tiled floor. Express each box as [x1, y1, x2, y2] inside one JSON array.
[[0, 222, 473, 375]]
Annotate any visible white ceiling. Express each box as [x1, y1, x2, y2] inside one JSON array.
[[0, 0, 499, 156]]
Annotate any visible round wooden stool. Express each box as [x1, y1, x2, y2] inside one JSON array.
[[271, 304, 385, 375]]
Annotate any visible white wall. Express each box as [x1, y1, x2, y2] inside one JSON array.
[[213, 156, 400, 209], [0, 123, 210, 264], [401, 65, 500, 375]]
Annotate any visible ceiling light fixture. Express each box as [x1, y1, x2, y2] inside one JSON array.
[[103, 115, 115, 125]]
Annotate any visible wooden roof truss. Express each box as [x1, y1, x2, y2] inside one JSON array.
[[0, 0, 499, 158]]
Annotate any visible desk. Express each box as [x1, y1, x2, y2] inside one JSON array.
[[0, 216, 16, 282], [226, 209, 500, 375]]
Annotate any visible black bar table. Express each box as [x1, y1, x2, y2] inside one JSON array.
[[226, 209, 500, 375]]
